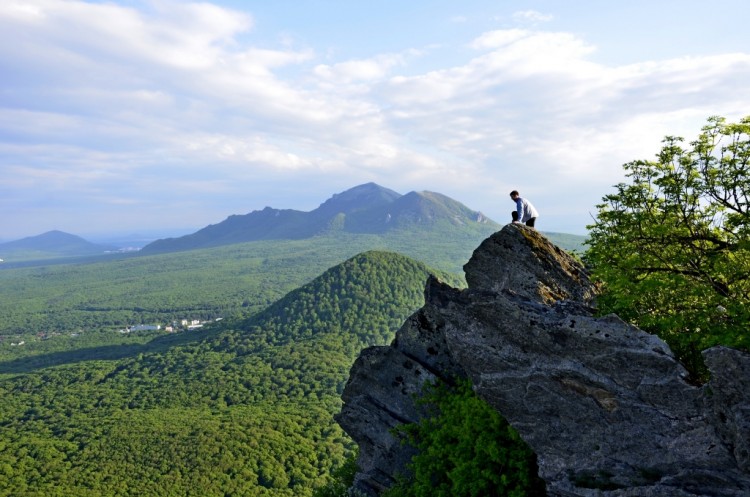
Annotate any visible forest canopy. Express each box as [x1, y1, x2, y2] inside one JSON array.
[[0, 251, 452, 497]]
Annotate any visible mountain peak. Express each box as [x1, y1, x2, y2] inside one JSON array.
[[0, 230, 115, 259], [314, 183, 401, 216], [31, 230, 85, 242]]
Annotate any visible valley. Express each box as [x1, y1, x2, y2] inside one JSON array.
[[0, 251, 461, 496]]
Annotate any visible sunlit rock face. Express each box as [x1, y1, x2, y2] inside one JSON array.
[[337, 224, 750, 497]]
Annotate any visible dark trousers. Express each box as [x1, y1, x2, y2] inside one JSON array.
[[511, 211, 536, 228]]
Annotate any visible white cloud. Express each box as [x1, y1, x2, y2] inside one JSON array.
[[183, 134, 313, 171], [469, 29, 531, 50], [313, 53, 410, 85], [1, 0, 247, 71], [512, 10, 554, 23], [364, 29, 750, 223], [1, 1, 749, 238], [469, 30, 597, 73]]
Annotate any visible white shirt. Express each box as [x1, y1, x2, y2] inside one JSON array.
[[515, 197, 539, 222]]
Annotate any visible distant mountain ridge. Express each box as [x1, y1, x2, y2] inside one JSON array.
[[141, 183, 500, 254], [0, 230, 116, 260]]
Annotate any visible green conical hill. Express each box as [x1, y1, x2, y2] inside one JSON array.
[[231, 250, 462, 350]]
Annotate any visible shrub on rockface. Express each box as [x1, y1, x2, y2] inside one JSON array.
[[384, 379, 546, 497]]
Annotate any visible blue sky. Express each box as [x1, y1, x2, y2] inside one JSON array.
[[1, 0, 749, 241]]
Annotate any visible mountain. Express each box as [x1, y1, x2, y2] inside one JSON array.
[[140, 183, 500, 253], [0, 230, 117, 261], [0, 250, 459, 496], [314, 182, 402, 218]]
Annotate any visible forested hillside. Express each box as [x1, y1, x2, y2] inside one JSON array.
[[0, 227, 491, 348], [0, 236, 361, 343], [0, 228, 585, 353], [0, 251, 460, 496]]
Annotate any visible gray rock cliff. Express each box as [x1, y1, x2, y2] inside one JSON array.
[[336, 224, 750, 496]]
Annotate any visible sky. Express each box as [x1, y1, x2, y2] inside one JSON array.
[[1, 0, 749, 241]]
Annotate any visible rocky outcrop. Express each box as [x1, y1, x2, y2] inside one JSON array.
[[336, 224, 750, 497]]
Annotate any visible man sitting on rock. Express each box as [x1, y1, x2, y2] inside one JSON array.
[[510, 190, 539, 228]]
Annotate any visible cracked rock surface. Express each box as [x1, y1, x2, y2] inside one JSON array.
[[336, 224, 750, 496]]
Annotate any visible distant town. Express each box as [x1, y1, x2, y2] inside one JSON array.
[[3, 317, 223, 347], [118, 318, 222, 334]]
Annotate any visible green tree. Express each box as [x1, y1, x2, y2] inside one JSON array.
[[585, 115, 750, 376], [312, 453, 358, 497], [385, 380, 546, 497]]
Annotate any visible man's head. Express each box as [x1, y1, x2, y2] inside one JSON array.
[[510, 190, 519, 200]]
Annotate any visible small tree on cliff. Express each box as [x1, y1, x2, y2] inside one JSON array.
[[585, 115, 750, 376], [384, 380, 546, 497]]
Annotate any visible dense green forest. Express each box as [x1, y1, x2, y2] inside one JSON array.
[[0, 230, 486, 344], [0, 251, 462, 496], [0, 235, 381, 342], [0, 223, 584, 496]]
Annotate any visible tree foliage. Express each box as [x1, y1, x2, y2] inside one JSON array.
[[585, 116, 750, 375], [311, 453, 359, 497], [384, 379, 546, 497]]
